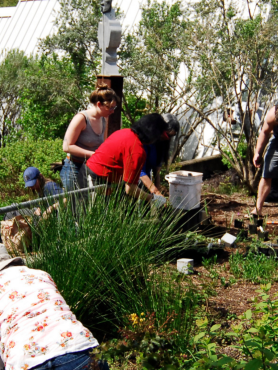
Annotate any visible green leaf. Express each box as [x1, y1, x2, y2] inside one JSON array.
[[226, 332, 239, 336], [266, 283, 272, 290], [247, 328, 259, 333], [210, 324, 221, 332], [245, 309, 252, 320], [215, 356, 234, 366], [194, 332, 206, 342], [262, 348, 274, 361], [244, 359, 263, 370]]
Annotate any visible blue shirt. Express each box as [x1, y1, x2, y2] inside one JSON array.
[[140, 144, 158, 178], [43, 181, 64, 197]]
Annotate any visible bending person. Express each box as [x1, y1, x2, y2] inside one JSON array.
[[77, 114, 168, 207], [23, 167, 63, 198], [252, 105, 278, 217], [0, 243, 108, 370], [60, 84, 119, 191], [139, 114, 179, 195]]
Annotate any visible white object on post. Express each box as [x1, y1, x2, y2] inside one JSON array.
[[98, 7, 122, 75], [165, 171, 203, 210], [177, 258, 194, 274]]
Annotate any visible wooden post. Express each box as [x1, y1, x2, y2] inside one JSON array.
[[97, 75, 123, 138]]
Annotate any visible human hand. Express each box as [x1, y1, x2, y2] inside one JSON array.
[[253, 152, 262, 168], [151, 194, 167, 209], [42, 206, 53, 219], [154, 190, 163, 197], [34, 207, 41, 216]]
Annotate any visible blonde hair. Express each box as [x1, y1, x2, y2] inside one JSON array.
[[89, 83, 119, 108]]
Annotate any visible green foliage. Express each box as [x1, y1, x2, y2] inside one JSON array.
[[222, 137, 248, 170], [0, 0, 17, 7], [0, 50, 34, 147], [15, 54, 94, 141], [94, 311, 192, 370], [0, 138, 64, 207], [182, 0, 278, 191], [22, 191, 197, 339], [229, 252, 278, 284], [40, 0, 102, 77], [119, 0, 187, 120], [121, 94, 148, 128]]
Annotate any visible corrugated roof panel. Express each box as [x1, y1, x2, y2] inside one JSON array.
[[0, 0, 59, 56]]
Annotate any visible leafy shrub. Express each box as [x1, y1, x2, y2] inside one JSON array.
[[16, 54, 91, 141], [189, 284, 278, 369], [0, 138, 64, 207], [94, 311, 190, 370], [222, 136, 248, 170], [121, 94, 148, 128]]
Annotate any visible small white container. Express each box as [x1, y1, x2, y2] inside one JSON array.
[[177, 258, 194, 274], [221, 233, 237, 247]]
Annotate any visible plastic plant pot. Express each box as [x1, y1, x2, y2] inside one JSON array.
[[258, 231, 269, 241], [238, 229, 248, 239], [255, 218, 264, 227], [234, 219, 243, 229], [248, 224, 257, 234]]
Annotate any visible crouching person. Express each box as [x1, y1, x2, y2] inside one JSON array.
[[0, 244, 108, 370]]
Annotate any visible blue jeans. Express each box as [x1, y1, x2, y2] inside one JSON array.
[[60, 158, 83, 191], [31, 349, 109, 370]]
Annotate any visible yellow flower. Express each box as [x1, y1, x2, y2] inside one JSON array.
[[141, 312, 144, 316]]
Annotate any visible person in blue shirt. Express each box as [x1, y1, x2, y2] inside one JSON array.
[[23, 167, 63, 197], [139, 114, 180, 195]]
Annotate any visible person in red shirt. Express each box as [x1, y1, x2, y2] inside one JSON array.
[[77, 113, 168, 206]]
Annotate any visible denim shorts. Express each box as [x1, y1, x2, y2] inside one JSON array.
[[262, 137, 278, 178]]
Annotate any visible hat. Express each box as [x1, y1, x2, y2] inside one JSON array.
[[0, 244, 24, 271], [23, 167, 40, 188]]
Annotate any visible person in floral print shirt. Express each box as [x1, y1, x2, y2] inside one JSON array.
[[0, 244, 108, 370]]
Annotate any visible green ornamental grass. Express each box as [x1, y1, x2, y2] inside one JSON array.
[[18, 187, 199, 345]]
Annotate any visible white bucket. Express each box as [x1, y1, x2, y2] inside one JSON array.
[[165, 171, 203, 210], [177, 258, 194, 274]]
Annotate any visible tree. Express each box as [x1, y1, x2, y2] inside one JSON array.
[[119, 0, 189, 123], [179, 0, 278, 192], [40, 0, 103, 80], [0, 50, 33, 147]]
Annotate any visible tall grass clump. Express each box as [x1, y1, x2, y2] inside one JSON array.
[[20, 187, 199, 343]]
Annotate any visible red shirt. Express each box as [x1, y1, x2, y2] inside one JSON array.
[[86, 129, 146, 184]]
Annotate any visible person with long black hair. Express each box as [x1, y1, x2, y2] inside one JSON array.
[[139, 114, 180, 195], [77, 113, 168, 207]]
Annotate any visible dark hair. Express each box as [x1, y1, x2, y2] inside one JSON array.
[[157, 114, 180, 165], [162, 113, 180, 134], [89, 83, 119, 108], [131, 113, 168, 144]]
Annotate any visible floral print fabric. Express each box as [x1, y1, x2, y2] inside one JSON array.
[[0, 266, 98, 370]]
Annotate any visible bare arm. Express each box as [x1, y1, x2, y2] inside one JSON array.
[[125, 183, 153, 202], [63, 113, 95, 159], [253, 106, 277, 168], [140, 174, 163, 196]]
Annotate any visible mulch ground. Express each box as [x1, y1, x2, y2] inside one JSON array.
[[182, 171, 278, 353]]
